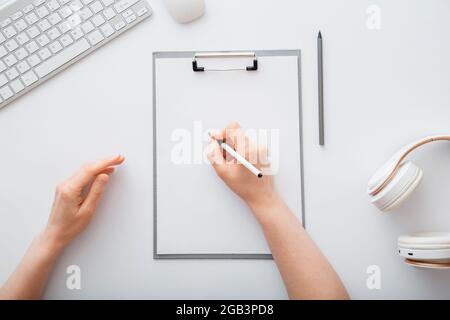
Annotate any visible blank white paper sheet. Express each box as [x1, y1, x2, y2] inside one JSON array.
[[153, 51, 304, 257]]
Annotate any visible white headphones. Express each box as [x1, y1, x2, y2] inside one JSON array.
[[367, 135, 450, 268]]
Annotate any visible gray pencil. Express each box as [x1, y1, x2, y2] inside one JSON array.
[[317, 31, 324, 146]]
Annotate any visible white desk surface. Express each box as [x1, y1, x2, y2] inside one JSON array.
[[1, 0, 450, 299]]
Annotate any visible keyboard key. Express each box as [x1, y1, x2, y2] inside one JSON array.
[[6, 67, 19, 80], [103, 7, 115, 20], [3, 26, 17, 38], [100, 23, 114, 37], [114, 20, 125, 30], [47, 0, 61, 11], [79, 7, 92, 20], [38, 47, 51, 60], [33, 0, 46, 7], [58, 21, 72, 33], [23, 4, 35, 14], [0, 18, 12, 28], [11, 11, 23, 20], [25, 12, 39, 25], [59, 0, 72, 5], [17, 60, 30, 73], [90, 1, 103, 13], [14, 19, 28, 32], [16, 32, 30, 45], [21, 70, 38, 86], [70, 27, 83, 39], [59, 6, 73, 18], [81, 21, 94, 33], [0, 74, 7, 86], [0, 85, 14, 100], [35, 38, 90, 78], [125, 14, 136, 24], [48, 12, 62, 25], [69, 0, 83, 11], [38, 18, 51, 31], [36, 6, 50, 18], [101, 0, 113, 6], [4, 54, 17, 66], [49, 40, 63, 53], [67, 13, 82, 26], [82, 0, 94, 4], [10, 79, 24, 93], [0, 61, 6, 72], [25, 40, 39, 53], [59, 34, 73, 46], [86, 29, 103, 45], [0, 33, 5, 43], [5, 39, 18, 51], [26, 26, 40, 38], [15, 47, 28, 60], [137, 7, 148, 17], [48, 27, 61, 40], [122, 9, 133, 18], [114, 0, 138, 13], [27, 54, 41, 66], [36, 34, 50, 46], [92, 14, 105, 26], [0, 46, 7, 58]]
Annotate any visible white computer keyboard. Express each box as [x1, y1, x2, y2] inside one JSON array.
[[0, 0, 152, 109]]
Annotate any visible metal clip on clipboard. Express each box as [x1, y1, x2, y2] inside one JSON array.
[[192, 52, 258, 72]]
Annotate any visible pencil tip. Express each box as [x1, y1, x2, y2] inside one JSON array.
[[318, 31, 322, 38]]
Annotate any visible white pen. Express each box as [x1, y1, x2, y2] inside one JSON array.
[[209, 133, 263, 178]]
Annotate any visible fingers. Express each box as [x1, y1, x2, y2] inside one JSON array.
[[209, 130, 228, 159], [222, 122, 257, 163], [79, 173, 110, 218], [69, 155, 125, 191], [206, 139, 227, 176], [209, 130, 224, 141], [222, 122, 241, 149], [101, 166, 116, 175]]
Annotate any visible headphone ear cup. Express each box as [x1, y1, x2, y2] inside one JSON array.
[[398, 232, 450, 266], [399, 232, 450, 250], [370, 161, 423, 211]]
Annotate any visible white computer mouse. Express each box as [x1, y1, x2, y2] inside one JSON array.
[[163, 0, 205, 23]]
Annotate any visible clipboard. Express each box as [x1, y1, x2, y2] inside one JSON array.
[[153, 50, 305, 259]]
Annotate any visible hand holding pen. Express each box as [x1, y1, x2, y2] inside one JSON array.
[[208, 132, 263, 178], [207, 122, 278, 211]]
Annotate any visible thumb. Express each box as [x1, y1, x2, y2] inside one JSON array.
[[79, 173, 110, 217]]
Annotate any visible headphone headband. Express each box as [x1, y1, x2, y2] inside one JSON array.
[[369, 135, 450, 196]]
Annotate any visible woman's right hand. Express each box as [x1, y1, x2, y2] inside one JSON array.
[[206, 122, 280, 212]]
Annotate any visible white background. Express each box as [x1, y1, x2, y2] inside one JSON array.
[[0, 0, 450, 299]]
